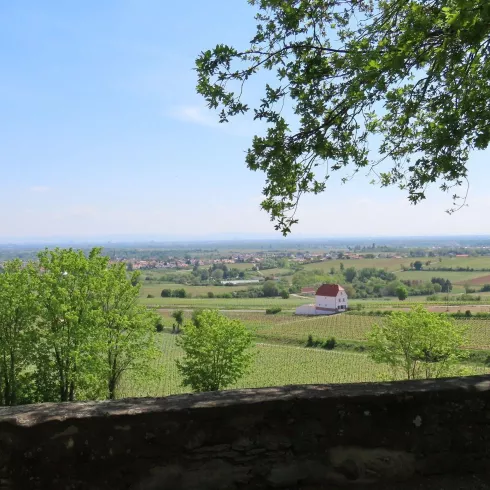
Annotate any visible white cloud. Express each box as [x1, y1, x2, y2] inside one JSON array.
[[170, 105, 218, 127], [29, 185, 50, 193]]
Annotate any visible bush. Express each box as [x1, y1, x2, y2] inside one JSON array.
[[161, 289, 172, 297], [465, 310, 472, 317], [207, 291, 215, 298], [266, 307, 282, 315], [426, 294, 440, 302], [280, 290, 290, 299], [147, 294, 155, 298], [263, 281, 279, 297], [323, 337, 337, 350], [460, 294, 481, 302], [306, 334, 314, 347], [155, 317, 164, 333], [172, 288, 187, 298], [481, 284, 490, 292]]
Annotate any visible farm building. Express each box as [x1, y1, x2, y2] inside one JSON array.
[[300, 287, 316, 295], [295, 284, 348, 316]]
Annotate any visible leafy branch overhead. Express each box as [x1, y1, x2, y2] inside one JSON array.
[[196, 0, 490, 234]]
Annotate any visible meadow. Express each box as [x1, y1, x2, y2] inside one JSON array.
[[396, 270, 489, 283], [142, 296, 308, 309], [140, 282, 253, 298]]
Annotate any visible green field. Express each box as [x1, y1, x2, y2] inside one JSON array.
[[396, 270, 489, 283], [119, 322, 490, 398], [428, 256, 490, 270], [301, 257, 408, 273], [142, 296, 308, 309], [217, 311, 490, 349], [118, 333, 406, 397], [140, 282, 255, 298]]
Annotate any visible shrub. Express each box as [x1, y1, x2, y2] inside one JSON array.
[[481, 284, 490, 292], [161, 289, 172, 297], [323, 337, 337, 350], [172, 288, 187, 298], [465, 310, 472, 317], [266, 307, 282, 315], [426, 294, 440, 302], [147, 294, 155, 298], [306, 334, 314, 347], [207, 291, 214, 298], [280, 290, 290, 299]]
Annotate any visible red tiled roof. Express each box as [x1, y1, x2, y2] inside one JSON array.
[[316, 284, 344, 297], [301, 287, 316, 293]]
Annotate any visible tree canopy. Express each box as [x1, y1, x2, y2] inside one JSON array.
[[176, 310, 254, 392], [368, 306, 468, 379], [197, 0, 490, 234]]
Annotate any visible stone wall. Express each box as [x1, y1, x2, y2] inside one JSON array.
[[1, 376, 490, 489]]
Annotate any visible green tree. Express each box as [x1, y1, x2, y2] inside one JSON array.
[[368, 306, 468, 380], [191, 308, 206, 328], [395, 286, 408, 301], [0, 260, 38, 405], [339, 262, 345, 272], [212, 269, 224, 281], [176, 310, 254, 392], [413, 261, 423, 271], [130, 271, 141, 287], [197, 1, 490, 234], [262, 280, 279, 297], [36, 248, 108, 402], [172, 310, 185, 331], [344, 267, 357, 283], [96, 264, 160, 399], [280, 290, 290, 299]]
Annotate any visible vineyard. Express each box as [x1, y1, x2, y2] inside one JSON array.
[[119, 310, 490, 398], [157, 310, 490, 350], [118, 330, 490, 398], [222, 312, 490, 350]]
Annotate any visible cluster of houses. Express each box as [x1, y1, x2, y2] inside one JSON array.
[[296, 284, 348, 316]]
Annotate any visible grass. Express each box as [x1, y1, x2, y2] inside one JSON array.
[[395, 270, 489, 283], [141, 296, 307, 309], [259, 267, 293, 277], [140, 282, 254, 298], [301, 257, 408, 273]]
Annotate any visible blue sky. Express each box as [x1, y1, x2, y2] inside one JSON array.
[[1, 1, 489, 241]]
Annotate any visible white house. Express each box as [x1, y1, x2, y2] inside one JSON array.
[[295, 284, 348, 316]]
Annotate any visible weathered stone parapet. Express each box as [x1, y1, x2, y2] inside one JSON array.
[[0, 376, 490, 489]]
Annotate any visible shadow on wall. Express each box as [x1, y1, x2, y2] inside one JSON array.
[[0, 376, 489, 489]]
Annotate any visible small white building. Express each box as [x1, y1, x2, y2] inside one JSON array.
[[295, 284, 348, 316]]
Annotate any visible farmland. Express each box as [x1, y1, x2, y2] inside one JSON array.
[[135, 253, 490, 310], [118, 333, 399, 397], [142, 296, 308, 309], [119, 312, 490, 398], [140, 282, 254, 299]]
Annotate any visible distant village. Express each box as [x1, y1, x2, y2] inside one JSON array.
[[120, 251, 406, 270]]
